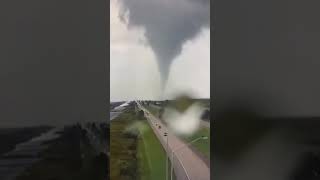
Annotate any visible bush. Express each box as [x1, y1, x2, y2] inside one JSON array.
[[119, 160, 137, 179]]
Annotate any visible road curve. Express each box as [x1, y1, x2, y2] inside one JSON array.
[[136, 101, 210, 180]]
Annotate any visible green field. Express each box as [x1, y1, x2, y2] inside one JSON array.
[[180, 127, 210, 158], [110, 111, 139, 180], [136, 121, 173, 180], [111, 109, 174, 180]]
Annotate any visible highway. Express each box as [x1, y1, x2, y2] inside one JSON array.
[[135, 101, 210, 180]]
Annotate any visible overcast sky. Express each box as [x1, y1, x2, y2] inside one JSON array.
[[110, 0, 210, 102]]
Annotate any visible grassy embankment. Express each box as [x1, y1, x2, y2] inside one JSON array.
[[180, 127, 210, 158], [136, 120, 174, 180], [111, 108, 173, 180]]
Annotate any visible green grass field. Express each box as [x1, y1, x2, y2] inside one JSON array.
[[111, 109, 175, 180], [110, 111, 139, 180], [180, 127, 210, 158], [136, 121, 174, 180]]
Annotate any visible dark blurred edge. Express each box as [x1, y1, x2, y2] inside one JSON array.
[[211, 0, 320, 179]]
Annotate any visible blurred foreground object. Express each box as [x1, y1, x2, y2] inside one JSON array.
[[213, 103, 320, 180]]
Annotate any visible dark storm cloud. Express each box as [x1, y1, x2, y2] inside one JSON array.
[[214, 0, 320, 117], [118, 0, 210, 86], [0, 0, 106, 126]]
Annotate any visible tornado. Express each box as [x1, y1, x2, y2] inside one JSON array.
[[118, 0, 210, 90]]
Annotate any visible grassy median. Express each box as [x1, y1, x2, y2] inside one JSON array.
[[137, 121, 171, 180]]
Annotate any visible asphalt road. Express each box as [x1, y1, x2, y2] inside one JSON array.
[[136, 101, 210, 180]]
